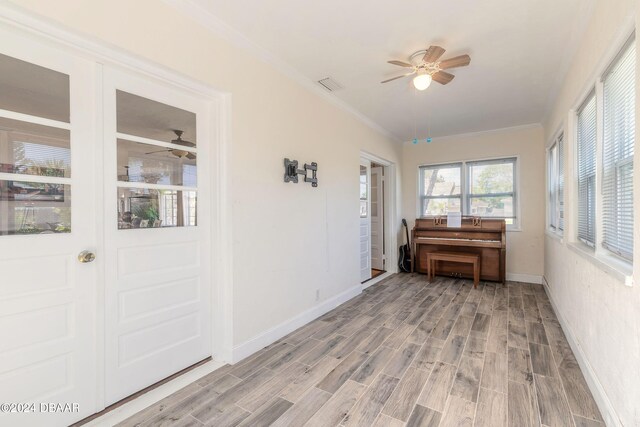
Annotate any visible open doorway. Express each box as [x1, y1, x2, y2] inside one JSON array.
[[360, 154, 393, 285]]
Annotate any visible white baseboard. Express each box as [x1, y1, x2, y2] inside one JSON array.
[[231, 284, 362, 363], [542, 277, 621, 427], [506, 272, 543, 284]]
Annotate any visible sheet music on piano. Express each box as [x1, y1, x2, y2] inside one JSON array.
[[447, 212, 462, 228]]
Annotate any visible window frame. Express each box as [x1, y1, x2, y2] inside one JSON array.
[[547, 129, 564, 237], [417, 156, 520, 230], [418, 162, 463, 218], [567, 31, 635, 284]]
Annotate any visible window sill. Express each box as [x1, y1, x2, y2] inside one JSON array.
[[567, 242, 633, 287], [507, 226, 522, 232], [545, 229, 564, 243]]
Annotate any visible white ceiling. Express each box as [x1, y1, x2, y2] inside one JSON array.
[[189, 0, 595, 140]]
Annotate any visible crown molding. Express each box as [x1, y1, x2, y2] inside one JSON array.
[[402, 122, 542, 144], [161, 0, 400, 142]]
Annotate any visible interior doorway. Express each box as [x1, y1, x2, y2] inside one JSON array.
[[370, 162, 386, 277], [360, 153, 394, 286]]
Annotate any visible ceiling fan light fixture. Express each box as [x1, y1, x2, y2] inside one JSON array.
[[413, 73, 432, 90]]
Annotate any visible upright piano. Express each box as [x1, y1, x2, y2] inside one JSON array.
[[412, 217, 506, 283]]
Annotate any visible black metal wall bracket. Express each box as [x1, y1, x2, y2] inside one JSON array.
[[284, 158, 318, 187]]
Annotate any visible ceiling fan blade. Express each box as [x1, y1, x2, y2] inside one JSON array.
[[186, 153, 197, 160], [439, 54, 471, 69], [387, 60, 413, 68], [432, 71, 455, 85], [423, 45, 446, 63], [381, 71, 415, 83], [145, 149, 172, 155]]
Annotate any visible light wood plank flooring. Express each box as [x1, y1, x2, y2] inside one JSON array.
[[116, 274, 603, 427]]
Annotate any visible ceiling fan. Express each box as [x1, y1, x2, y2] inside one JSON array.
[[382, 45, 471, 90], [145, 130, 196, 160]]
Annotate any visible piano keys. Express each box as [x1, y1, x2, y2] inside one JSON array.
[[412, 217, 506, 283]]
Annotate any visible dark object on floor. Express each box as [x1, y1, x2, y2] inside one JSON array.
[[398, 218, 411, 272]]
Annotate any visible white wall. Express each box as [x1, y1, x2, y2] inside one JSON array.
[[401, 125, 546, 280], [542, 0, 639, 425], [6, 0, 402, 358]]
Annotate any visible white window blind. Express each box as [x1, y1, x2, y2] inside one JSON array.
[[602, 39, 635, 261], [548, 143, 558, 230], [577, 92, 597, 246], [557, 133, 565, 231]]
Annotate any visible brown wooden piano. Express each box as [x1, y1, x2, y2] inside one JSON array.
[[412, 216, 506, 283]]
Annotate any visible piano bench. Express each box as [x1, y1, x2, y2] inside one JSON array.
[[427, 251, 480, 289]]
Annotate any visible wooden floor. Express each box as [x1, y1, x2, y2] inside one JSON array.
[[117, 274, 603, 427]]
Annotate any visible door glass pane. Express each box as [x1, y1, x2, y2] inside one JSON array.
[[116, 90, 196, 144], [0, 180, 71, 235], [116, 90, 198, 230], [118, 187, 197, 229], [423, 197, 461, 216], [0, 117, 70, 177], [0, 53, 70, 123], [117, 139, 196, 186]]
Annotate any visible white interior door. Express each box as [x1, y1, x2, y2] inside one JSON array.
[[103, 67, 212, 404], [359, 161, 371, 282], [370, 166, 384, 271], [0, 29, 97, 426]]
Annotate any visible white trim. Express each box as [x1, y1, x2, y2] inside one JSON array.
[[116, 181, 198, 192], [116, 132, 198, 153], [0, 108, 71, 130], [542, 277, 623, 427], [505, 273, 543, 284], [84, 359, 227, 427], [567, 242, 633, 286], [231, 284, 362, 363], [161, 0, 399, 143], [404, 123, 542, 144], [0, 172, 71, 185], [362, 271, 394, 289], [360, 150, 399, 276]]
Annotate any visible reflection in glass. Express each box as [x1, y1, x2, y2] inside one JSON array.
[[423, 197, 461, 216], [0, 180, 71, 235], [0, 118, 70, 178], [116, 90, 197, 144], [0, 53, 70, 123], [118, 187, 196, 229], [117, 139, 196, 186]]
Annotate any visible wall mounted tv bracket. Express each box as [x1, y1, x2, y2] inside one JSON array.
[[284, 158, 318, 187]]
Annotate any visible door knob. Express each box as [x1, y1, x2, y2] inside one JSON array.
[[78, 250, 96, 263]]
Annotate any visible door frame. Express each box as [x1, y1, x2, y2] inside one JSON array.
[[0, 3, 234, 415], [360, 151, 398, 286]]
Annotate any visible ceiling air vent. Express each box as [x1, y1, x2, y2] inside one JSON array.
[[317, 77, 344, 92]]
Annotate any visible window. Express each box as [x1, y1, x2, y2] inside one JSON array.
[[360, 165, 368, 217], [576, 92, 597, 247], [547, 132, 564, 234], [418, 158, 517, 227], [466, 158, 516, 225], [602, 39, 635, 261], [419, 163, 462, 216]]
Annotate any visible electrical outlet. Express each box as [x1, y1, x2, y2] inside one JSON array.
[[315, 289, 320, 301]]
